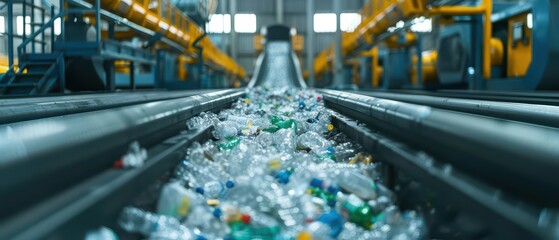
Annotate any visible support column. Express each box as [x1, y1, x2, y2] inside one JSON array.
[[229, 0, 237, 62], [7, 0, 13, 67], [333, 0, 343, 86], [220, 0, 227, 51], [306, 0, 314, 86], [276, 0, 284, 24]]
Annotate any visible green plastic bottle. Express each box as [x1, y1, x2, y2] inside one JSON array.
[[341, 194, 375, 229], [219, 136, 241, 150], [229, 221, 281, 240]]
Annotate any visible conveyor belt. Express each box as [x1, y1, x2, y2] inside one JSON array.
[[331, 112, 554, 240], [3, 30, 559, 239], [0, 89, 243, 223], [353, 91, 559, 128], [362, 89, 559, 106], [249, 42, 307, 88], [2, 88, 558, 239], [322, 89, 559, 206], [0, 90, 214, 124]]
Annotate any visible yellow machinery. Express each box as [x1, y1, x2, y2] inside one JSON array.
[[314, 0, 493, 83], [91, 0, 245, 80]]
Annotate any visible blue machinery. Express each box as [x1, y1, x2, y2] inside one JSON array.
[[0, 0, 244, 96]]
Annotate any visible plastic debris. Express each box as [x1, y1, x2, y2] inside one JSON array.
[[84, 227, 118, 240], [115, 87, 427, 239], [114, 141, 147, 169]]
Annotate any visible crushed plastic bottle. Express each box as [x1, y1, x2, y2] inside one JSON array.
[[195, 180, 235, 199], [337, 171, 378, 200], [113, 88, 426, 240], [213, 122, 238, 139], [157, 182, 203, 220], [84, 226, 118, 240], [119, 207, 197, 240], [114, 141, 147, 169]]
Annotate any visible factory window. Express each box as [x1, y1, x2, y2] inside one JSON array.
[[313, 13, 337, 33], [410, 17, 432, 33], [16, 16, 31, 35], [234, 14, 257, 33], [340, 13, 361, 32], [54, 18, 61, 35], [207, 14, 231, 33], [0, 16, 5, 33]]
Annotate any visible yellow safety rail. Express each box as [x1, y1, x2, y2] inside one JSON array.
[[91, 0, 245, 79], [314, 0, 492, 80]]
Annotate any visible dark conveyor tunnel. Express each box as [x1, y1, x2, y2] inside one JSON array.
[[248, 25, 308, 89], [2, 25, 559, 240]]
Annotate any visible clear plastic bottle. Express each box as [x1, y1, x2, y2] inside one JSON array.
[[157, 182, 203, 220], [118, 207, 196, 240], [117, 141, 147, 168], [273, 129, 296, 150], [256, 131, 274, 147], [184, 205, 231, 238], [297, 131, 331, 152], [84, 226, 118, 240], [195, 180, 235, 199], [213, 122, 238, 139], [337, 171, 378, 200], [296, 211, 344, 240]]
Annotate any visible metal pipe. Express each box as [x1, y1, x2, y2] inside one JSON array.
[[1, 127, 215, 240], [306, 0, 314, 86], [321, 90, 559, 206], [220, 0, 227, 51], [276, 0, 284, 24], [333, 0, 343, 86], [354, 91, 559, 129], [0, 90, 244, 220], [94, 0, 102, 51], [331, 112, 554, 240], [7, 0, 13, 67], [229, 0, 237, 62]]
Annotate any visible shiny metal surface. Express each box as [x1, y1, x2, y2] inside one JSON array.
[[321, 89, 559, 206], [354, 91, 559, 128], [0, 90, 213, 124], [249, 42, 307, 88], [0, 89, 243, 219]]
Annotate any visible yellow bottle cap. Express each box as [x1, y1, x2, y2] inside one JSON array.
[[296, 231, 312, 240], [207, 199, 220, 206]]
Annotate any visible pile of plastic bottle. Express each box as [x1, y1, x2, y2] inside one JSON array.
[[117, 87, 427, 240]]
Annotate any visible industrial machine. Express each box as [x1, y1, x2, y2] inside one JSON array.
[[314, 0, 559, 90], [250, 25, 307, 88], [0, 0, 245, 95], [1, 0, 559, 239]]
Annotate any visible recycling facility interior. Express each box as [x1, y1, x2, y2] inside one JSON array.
[[0, 0, 559, 239]]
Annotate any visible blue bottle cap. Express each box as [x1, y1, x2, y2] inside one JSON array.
[[276, 171, 291, 184], [310, 178, 324, 189], [225, 180, 235, 188], [213, 208, 223, 218], [327, 147, 335, 154], [195, 187, 204, 195], [327, 186, 340, 194], [317, 211, 344, 237]]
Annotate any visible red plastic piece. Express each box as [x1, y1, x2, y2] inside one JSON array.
[[113, 159, 124, 169], [241, 214, 251, 224]]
